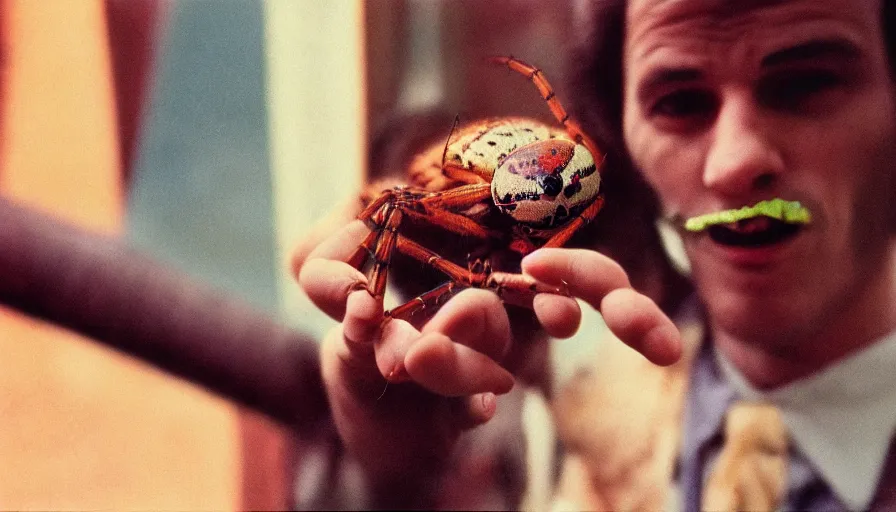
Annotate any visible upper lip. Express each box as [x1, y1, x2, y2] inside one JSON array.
[[682, 198, 813, 233]]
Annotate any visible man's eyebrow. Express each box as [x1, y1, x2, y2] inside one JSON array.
[[761, 38, 862, 67]]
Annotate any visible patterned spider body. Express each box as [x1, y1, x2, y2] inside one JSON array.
[[350, 57, 606, 319], [456, 119, 599, 220], [489, 133, 599, 232]]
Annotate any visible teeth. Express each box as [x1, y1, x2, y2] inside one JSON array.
[[727, 217, 772, 234], [709, 217, 801, 247]]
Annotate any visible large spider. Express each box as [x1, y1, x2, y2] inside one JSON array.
[[349, 56, 605, 320]]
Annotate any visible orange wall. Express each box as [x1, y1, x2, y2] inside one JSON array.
[[0, 0, 241, 508]]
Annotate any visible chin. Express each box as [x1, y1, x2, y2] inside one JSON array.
[[698, 277, 811, 348]]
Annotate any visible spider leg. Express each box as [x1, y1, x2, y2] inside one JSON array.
[[407, 183, 498, 239], [386, 282, 460, 321], [357, 188, 395, 225], [491, 56, 606, 169], [394, 235, 478, 286], [346, 227, 380, 270], [348, 183, 496, 300], [366, 207, 403, 298], [386, 235, 567, 320], [541, 195, 605, 248], [442, 161, 490, 184], [485, 270, 570, 310], [347, 188, 402, 270], [417, 182, 492, 210]]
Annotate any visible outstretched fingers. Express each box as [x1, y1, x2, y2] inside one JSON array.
[[522, 248, 681, 365], [522, 248, 631, 301], [601, 288, 681, 366]]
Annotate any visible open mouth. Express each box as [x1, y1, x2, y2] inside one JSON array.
[[707, 216, 803, 247], [684, 199, 811, 248]]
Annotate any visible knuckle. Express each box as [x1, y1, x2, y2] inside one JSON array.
[[602, 257, 631, 289], [567, 249, 629, 291]]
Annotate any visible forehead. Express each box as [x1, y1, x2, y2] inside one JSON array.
[[625, 0, 883, 69]]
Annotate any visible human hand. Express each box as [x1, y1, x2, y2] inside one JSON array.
[[294, 221, 681, 487], [296, 220, 517, 486], [522, 247, 682, 366]]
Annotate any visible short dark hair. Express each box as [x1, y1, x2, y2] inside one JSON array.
[[567, 0, 896, 311]]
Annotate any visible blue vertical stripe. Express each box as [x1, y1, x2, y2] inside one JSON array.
[[127, 0, 278, 314]]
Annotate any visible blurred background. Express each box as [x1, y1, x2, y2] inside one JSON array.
[[0, 0, 582, 508]]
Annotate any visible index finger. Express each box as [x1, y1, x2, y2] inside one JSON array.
[[521, 248, 630, 310], [296, 220, 372, 320]]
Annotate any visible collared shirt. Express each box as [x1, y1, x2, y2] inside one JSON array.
[[680, 328, 896, 511]]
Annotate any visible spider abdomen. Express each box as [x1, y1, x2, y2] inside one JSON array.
[[491, 139, 600, 230], [440, 118, 559, 176]]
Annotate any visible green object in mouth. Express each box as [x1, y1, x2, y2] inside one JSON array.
[[684, 198, 812, 232]]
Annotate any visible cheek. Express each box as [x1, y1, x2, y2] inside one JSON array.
[[623, 117, 707, 214], [845, 132, 896, 243], [799, 92, 896, 232]]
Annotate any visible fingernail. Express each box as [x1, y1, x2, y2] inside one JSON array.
[[481, 392, 496, 412], [386, 359, 409, 383], [557, 279, 571, 296]]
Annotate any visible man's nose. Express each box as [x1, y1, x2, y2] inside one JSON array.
[[703, 93, 784, 196]]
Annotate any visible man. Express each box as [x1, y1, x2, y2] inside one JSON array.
[[297, 0, 896, 509]]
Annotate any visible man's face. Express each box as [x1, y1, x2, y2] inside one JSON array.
[[622, 0, 896, 346]]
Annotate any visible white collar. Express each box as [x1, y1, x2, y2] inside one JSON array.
[[716, 331, 896, 510]]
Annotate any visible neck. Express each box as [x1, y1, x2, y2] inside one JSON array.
[[714, 249, 896, 390]]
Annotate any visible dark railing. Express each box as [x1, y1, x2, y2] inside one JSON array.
[[0, 197, 327, 431]]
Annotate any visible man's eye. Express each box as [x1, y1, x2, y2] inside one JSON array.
[[758, 70, 844, 110], [648, 89, 717, 122]]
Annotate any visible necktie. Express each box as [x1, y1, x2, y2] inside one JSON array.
[[701, 402, 790, 510]]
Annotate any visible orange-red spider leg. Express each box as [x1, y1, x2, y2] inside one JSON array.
[[362, 207, 403, 298], [405, 183, 499, 239], [492, 56, 606, 168], [402, 208, 498, 240], [541, 195, 605, 249], [381, 236, 473, 320], [348, 186, 402, 269], [442, 161, 490, 184], [419, 182, 492, 209], [348, 189, 400, 269], [386, 282, 459, 321], [348, 183, 493, 299], [395, 235, 478, 285], [385, 235, 568, 319], [346, 227, 381, 270], [485, 270, 570, 310], [357, 189, 395, 225]]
